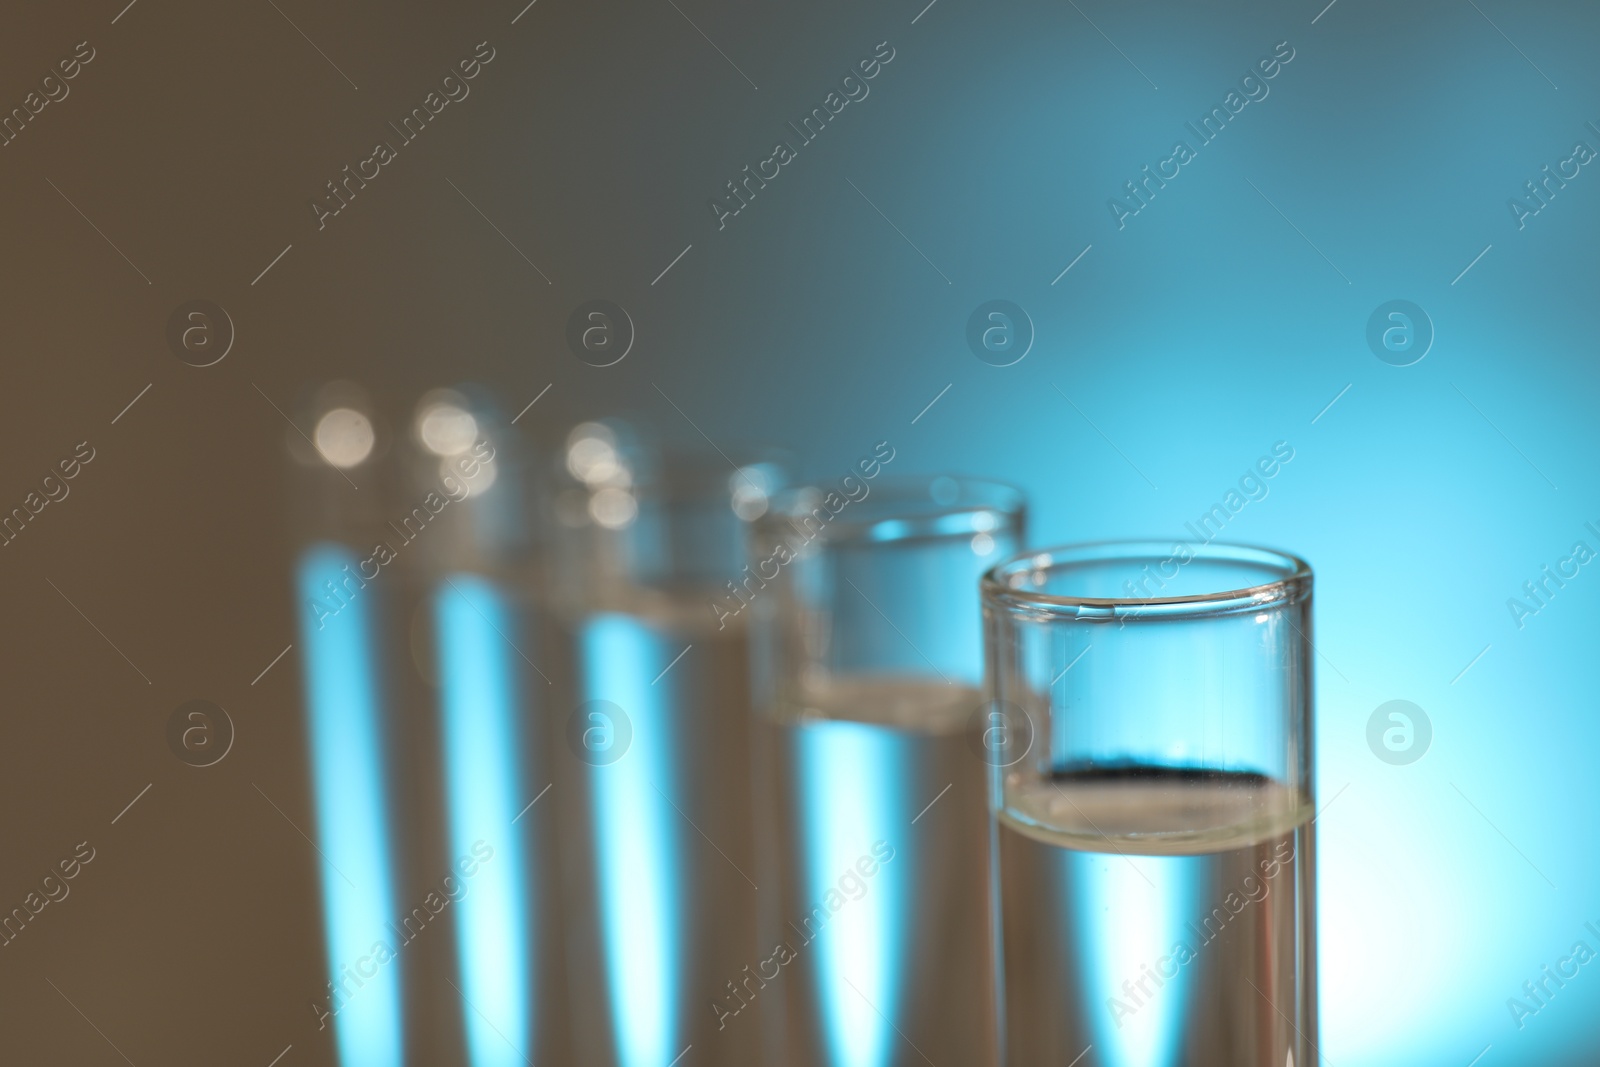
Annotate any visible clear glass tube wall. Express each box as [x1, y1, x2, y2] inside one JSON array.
[[749, 474, 1025, 1067], [396, 387, 568, 1067], [542, 420, 784, 1067], [289, 384, 571, 1067], [982, 541, 1317, 1067], [287, 383, 405, 1067]]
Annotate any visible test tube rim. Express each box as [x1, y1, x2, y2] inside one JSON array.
[[756, 473, 1026, 548], [982, 539, 1312, 620]]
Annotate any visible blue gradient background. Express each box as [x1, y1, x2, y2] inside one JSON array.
[[565, 2, 1600, 1063]]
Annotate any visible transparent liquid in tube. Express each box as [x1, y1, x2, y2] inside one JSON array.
[[998, 768, 1316, 1067], [549, 608, 761, 1067], [761, 677, 997, 1067]]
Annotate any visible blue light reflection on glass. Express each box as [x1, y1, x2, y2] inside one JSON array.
[[579, 613, 680, 1067], [796, 720, 907, 1067], [1076, 853, 1188, 1067], [607, 15, 1600, 1058], [295, 544, 403, 1067], [435, 574, 531, 1067]]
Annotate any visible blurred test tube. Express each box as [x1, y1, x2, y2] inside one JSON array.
[[398, 386, 570, 1067], [287, 383, 405, 1067], [747, 474, 1026, 1067], [542, 419, 785, 1067]]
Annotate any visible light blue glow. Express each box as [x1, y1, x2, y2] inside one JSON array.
[[1076, 853, 1188, 1067], [580, 614, 680, 1067], [797, 721, 906, 1067], [296, 544, 403, 1067], [436, 575, 531, 1067]]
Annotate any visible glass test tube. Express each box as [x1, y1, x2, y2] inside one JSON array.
[[543, 420, 784, 1067], [395, 387, 570, 1067], [288, 383, 406, 1067], [748, 474, 1025, 1067], [982, 541, 1317, 1067]]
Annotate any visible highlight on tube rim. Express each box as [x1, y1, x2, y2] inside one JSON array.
[[981, 539, 1312, 620], [758, 474, 1026, 546]]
